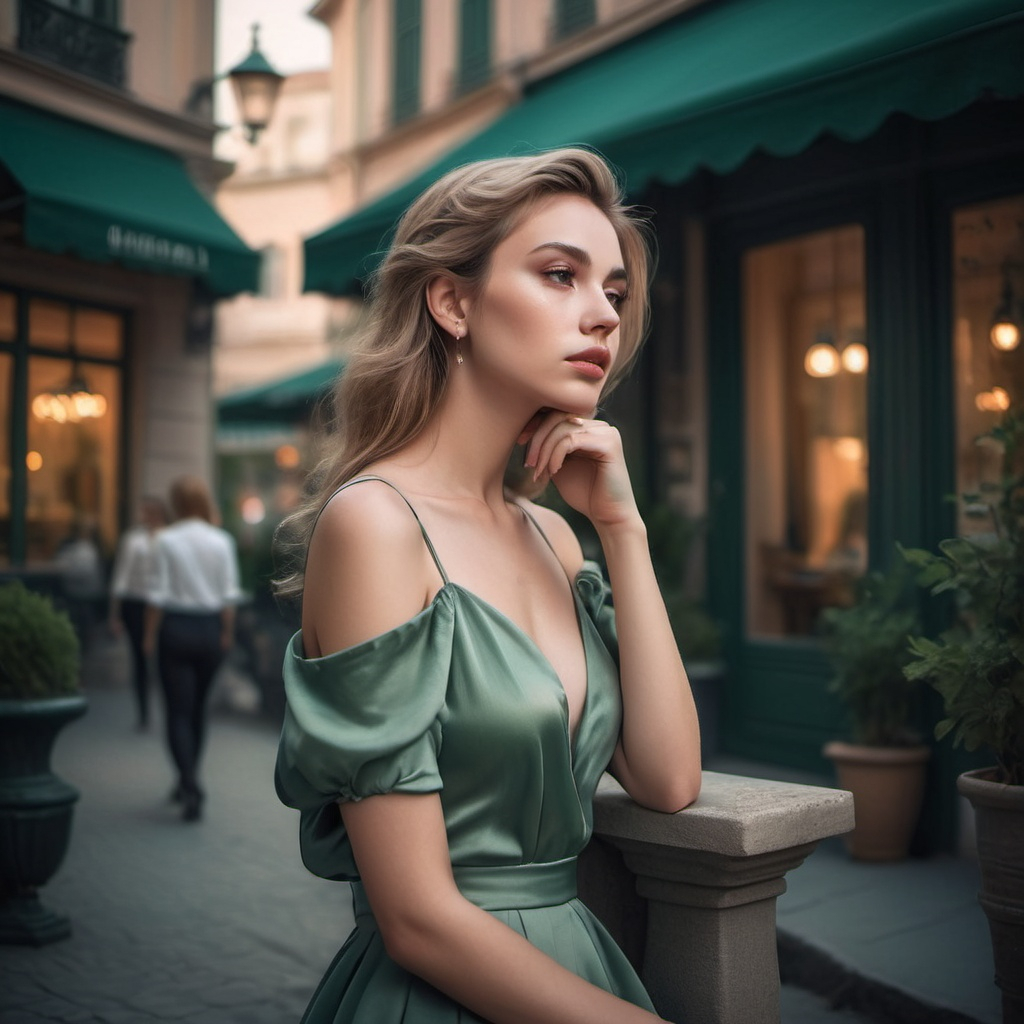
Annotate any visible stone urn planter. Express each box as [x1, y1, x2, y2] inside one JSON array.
[[957, 770, 1024, 1024], [822, 741, 930, 861], [0, 696, 87, 944], [0, 580, 85, 945]]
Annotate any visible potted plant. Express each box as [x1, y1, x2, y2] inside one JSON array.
[[901, 407, 1024, 1021], [640, 500, 724, 764], [0, 580, 87, 945], [820, 562, 929, 861]]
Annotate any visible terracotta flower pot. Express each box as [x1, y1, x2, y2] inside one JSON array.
[[822, 741, 930, 862], [957, 768, 1024, 1024]]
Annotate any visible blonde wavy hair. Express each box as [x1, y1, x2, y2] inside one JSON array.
[[274, 147, 654, 600]]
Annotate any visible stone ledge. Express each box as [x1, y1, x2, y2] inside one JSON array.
[[592, 770, 855, 857]]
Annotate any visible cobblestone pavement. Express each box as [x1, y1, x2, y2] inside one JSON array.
[[1, 639, 871, 1023], [1, 660, 353, 1024]]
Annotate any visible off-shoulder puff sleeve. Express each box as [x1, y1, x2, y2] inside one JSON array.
[[574, 559, 618, 665], [275, 596, 454, 877]]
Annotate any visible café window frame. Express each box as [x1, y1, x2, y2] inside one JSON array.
[[0, 287, 128, 570]]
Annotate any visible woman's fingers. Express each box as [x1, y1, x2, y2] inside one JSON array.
[[526, 414, 618, 481]]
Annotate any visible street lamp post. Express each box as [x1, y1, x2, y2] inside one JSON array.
[[186, 23, 283, 144]]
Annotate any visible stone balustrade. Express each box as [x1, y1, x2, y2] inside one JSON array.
[[578, 771, 855, 1024]]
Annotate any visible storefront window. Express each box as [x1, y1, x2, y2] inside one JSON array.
[[27, 355, 120, 564], [0, 291, 124, 567], [952, 195, 1024, 536], [743, 225, 868, 638], [29, 298, 72, 351], [0, 290, 14, 340]]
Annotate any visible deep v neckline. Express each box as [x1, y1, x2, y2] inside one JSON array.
[[321, 477, 592, 746], [444, 579, 592, 753]]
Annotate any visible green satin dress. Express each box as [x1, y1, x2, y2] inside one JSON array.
[[275, 477, 656, 1023]]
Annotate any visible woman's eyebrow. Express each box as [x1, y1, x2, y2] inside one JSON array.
[[529, 241, 627, 282]]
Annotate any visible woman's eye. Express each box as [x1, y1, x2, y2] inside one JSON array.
[[545, 267, 574, 286], [606, 291, 625, 310]]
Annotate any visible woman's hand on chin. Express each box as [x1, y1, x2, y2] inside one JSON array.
[[520, 408, 641, 532]]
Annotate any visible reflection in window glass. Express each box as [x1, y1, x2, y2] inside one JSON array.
[[26, 357, 121, 564], [744, 226, 868, 638], [74, 307, 124, 359], [0, 353, 10, 565], [0, 291, 15, 341], [952, 196, 1024, 536], [29, 298, 72, 350]]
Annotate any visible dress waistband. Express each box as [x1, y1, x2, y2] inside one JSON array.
[[351, 857, 578, 919]]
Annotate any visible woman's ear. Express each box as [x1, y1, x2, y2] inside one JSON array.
[[425, 275, 469, 336]]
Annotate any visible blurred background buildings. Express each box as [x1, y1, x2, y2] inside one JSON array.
[[2, 0, 1023, 854]]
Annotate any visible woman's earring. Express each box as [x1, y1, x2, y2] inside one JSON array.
[[455, 325, 465, 365]]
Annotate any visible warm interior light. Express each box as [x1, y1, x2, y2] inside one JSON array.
[[32, 387, 107, 423], [240, 495, 266, 525], [25, 450, 43, 471], [804, 343, 840, 378], [975, 387, 1011, 412], [841, 342, 869, 373], [991, 320, 1021, 352], [274, 444, 301, 469], [833, 437, 865, 462]]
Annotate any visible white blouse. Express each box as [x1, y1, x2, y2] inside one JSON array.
[[110, 526, 159, 601], [149, 518, 241, 613]]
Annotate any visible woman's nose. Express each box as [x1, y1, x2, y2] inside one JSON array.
[[581, 287, 620, 336]]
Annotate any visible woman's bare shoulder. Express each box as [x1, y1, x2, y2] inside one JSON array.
[[304, 479, 436, 655], [519, 500, 585, 578]]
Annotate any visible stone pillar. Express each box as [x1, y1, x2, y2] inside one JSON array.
[[579, 771, 854, 1024]]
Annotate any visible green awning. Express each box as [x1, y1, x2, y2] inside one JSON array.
[[217, 358, 345, 425], [304, 0, 1024, 295], [0, 98, 259, 296]]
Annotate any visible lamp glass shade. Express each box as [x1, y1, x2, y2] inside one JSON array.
[[230, 72, 283, 140]]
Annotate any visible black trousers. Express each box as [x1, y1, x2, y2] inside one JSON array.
[[119, 598, 150, 726], [157, 611, 223, 797]]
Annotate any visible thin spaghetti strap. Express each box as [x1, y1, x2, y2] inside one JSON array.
[[515, 502, 559, 560], [316, 475, 450, 585]]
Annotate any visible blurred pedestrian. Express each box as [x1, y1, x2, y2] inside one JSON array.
[[109, 496, 169, 730], [54, 516, 105, 653], [145, 477, 241, 822]]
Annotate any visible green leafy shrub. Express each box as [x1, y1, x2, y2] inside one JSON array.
[[901, 409, 1024, 785], [0, 581, 81, 698], [820, 562, 922, 746]]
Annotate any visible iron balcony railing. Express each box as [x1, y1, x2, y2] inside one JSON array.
[[18, 0, 131, 89]]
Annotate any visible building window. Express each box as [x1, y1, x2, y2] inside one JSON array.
[[743, 225, 869, 638], [951, 194, 1024, 536], [0, 290, 124, 569], [458, 0, 491, 95], [553, 0, 596, 41], [392, 0, 422, 125], [17, 0, 130, 88]]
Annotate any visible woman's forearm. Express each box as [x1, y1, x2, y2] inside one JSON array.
[[385, 895, 661, 1024], [598, 521, 701, 812]]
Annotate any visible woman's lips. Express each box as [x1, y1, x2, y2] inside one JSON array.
[[565, 347, 609, 380]]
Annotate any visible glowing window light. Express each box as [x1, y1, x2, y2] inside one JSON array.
[[804, 343, 840, 378], [975, 387, 1011, 412], [240, 495, 266, 525], [26, 450, 43, 471], [841, 342, 869, 374], [834, 437, 865, 462], [990, 320, 1020, 352], [275, 444, 301, 469], [32, 387, 107, 423]]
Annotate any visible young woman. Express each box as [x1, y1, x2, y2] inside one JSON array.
[[275, 148, 701, 1023], [145, 477, 240, 822]]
